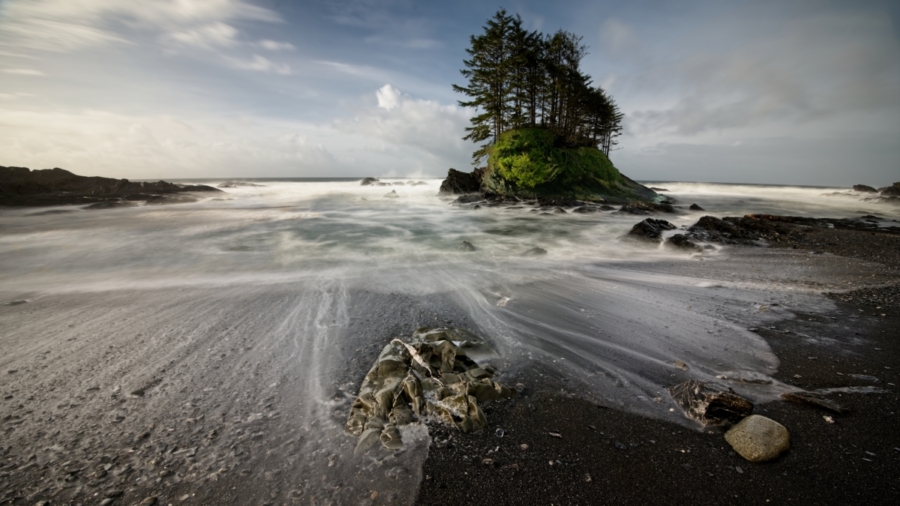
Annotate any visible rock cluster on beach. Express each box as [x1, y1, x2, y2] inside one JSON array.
[[0, 166, 221, 207], [346, 327, 516, 454]]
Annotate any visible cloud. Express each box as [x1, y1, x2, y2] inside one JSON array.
[[618, 9, 900, 141], [364, 36, 441, 49], [256, 40, 296, 51], [376, 84, 401, 110], [164, 22, 239, 49], [600, 18, 641, 57], [0, 108, 340, 178], [2, 68, 46, 76], [0, 0, 281, 53], [225, 55, 292, 75], [334, 85, 472, 165]]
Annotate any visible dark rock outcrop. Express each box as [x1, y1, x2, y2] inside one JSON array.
[[853, 184, 877, 193], [618, 201, 676, 214], [665, 234, 702, 251], [879, 182, 900, 197], [218, 181, 265, 188], [0, 166, 221, 207], [682, 214, 900, 246], [689, 203, 705, 211], [360, 177, 379, 186], [458, 241, 476, 252], [439, 168, 486, 194], [625, 218, 677, 242]]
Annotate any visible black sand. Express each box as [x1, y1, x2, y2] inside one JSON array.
[[416, 222, 900, 506]]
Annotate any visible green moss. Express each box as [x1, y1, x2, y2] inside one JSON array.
[[487, 128, 624, 197]]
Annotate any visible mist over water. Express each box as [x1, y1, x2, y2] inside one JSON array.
[[1, 180, 897, 503]]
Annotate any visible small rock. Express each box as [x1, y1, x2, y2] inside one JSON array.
[[522, 247, 547, 256], [689, 203, 705, 211], [482, 458, 493, 466], [725, 415, 790, 463], [548, 431, 562, 438], [384, 190, 399, 198], [625, 218, 677, 242], [520, 444, 529, 450], [495, 428, 505, 438], [360, 177, 379, 186], [99, 500, 114, 506], [140, 497, 158, 506], [458, 241, 476, 252], [614, 442, 627, 450], [735, 466, 744, 474]]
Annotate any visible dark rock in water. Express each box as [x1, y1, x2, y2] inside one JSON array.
[[618, 201, 676, 214], [649, 187, 669, 191], [0, 166, 221, 207], [626, 218, 676, 242], [853, 184, 877, 193], [599, 205, 615, 211], [689, 203, 705, 211], [452, 194, 483, 205], [879, 182, 900, 197], [218, 181, 265, 188], [686, 216, 767, 245], [360, 177, 379, 186], [384, 190, 399, 198], [668, 380, 754, 426], [553, 207, 566, 214], [458, 241, 476, 252], [393, 181, 406, 186], [85, 200, 138, 210], [522, 247, 547, 256], [439, 168, 485, 194], [780, 391, 847, 414], [537, 197, 584, 207], [375, 182, 390, 186], [665, 234, 702, 251], [571, 206, 599, 213]]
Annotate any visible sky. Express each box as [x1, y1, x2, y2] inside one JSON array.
[[0, 0, 898, 186]]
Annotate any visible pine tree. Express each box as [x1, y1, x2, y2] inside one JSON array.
[[454, 11, 625, 162]]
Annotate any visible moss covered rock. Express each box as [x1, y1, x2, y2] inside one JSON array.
[[481, 128, 657, 203]]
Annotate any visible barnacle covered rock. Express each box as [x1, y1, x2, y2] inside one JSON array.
[[346, 327, 516, 454]]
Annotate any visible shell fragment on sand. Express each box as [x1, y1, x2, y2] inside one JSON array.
[[346, 327, 516, 454]]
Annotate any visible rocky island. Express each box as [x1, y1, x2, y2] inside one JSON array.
[[443, 10, 657, 205], [0, 166, 220, 208]]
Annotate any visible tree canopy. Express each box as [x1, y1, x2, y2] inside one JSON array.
[[454, 10, 624, 164]]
